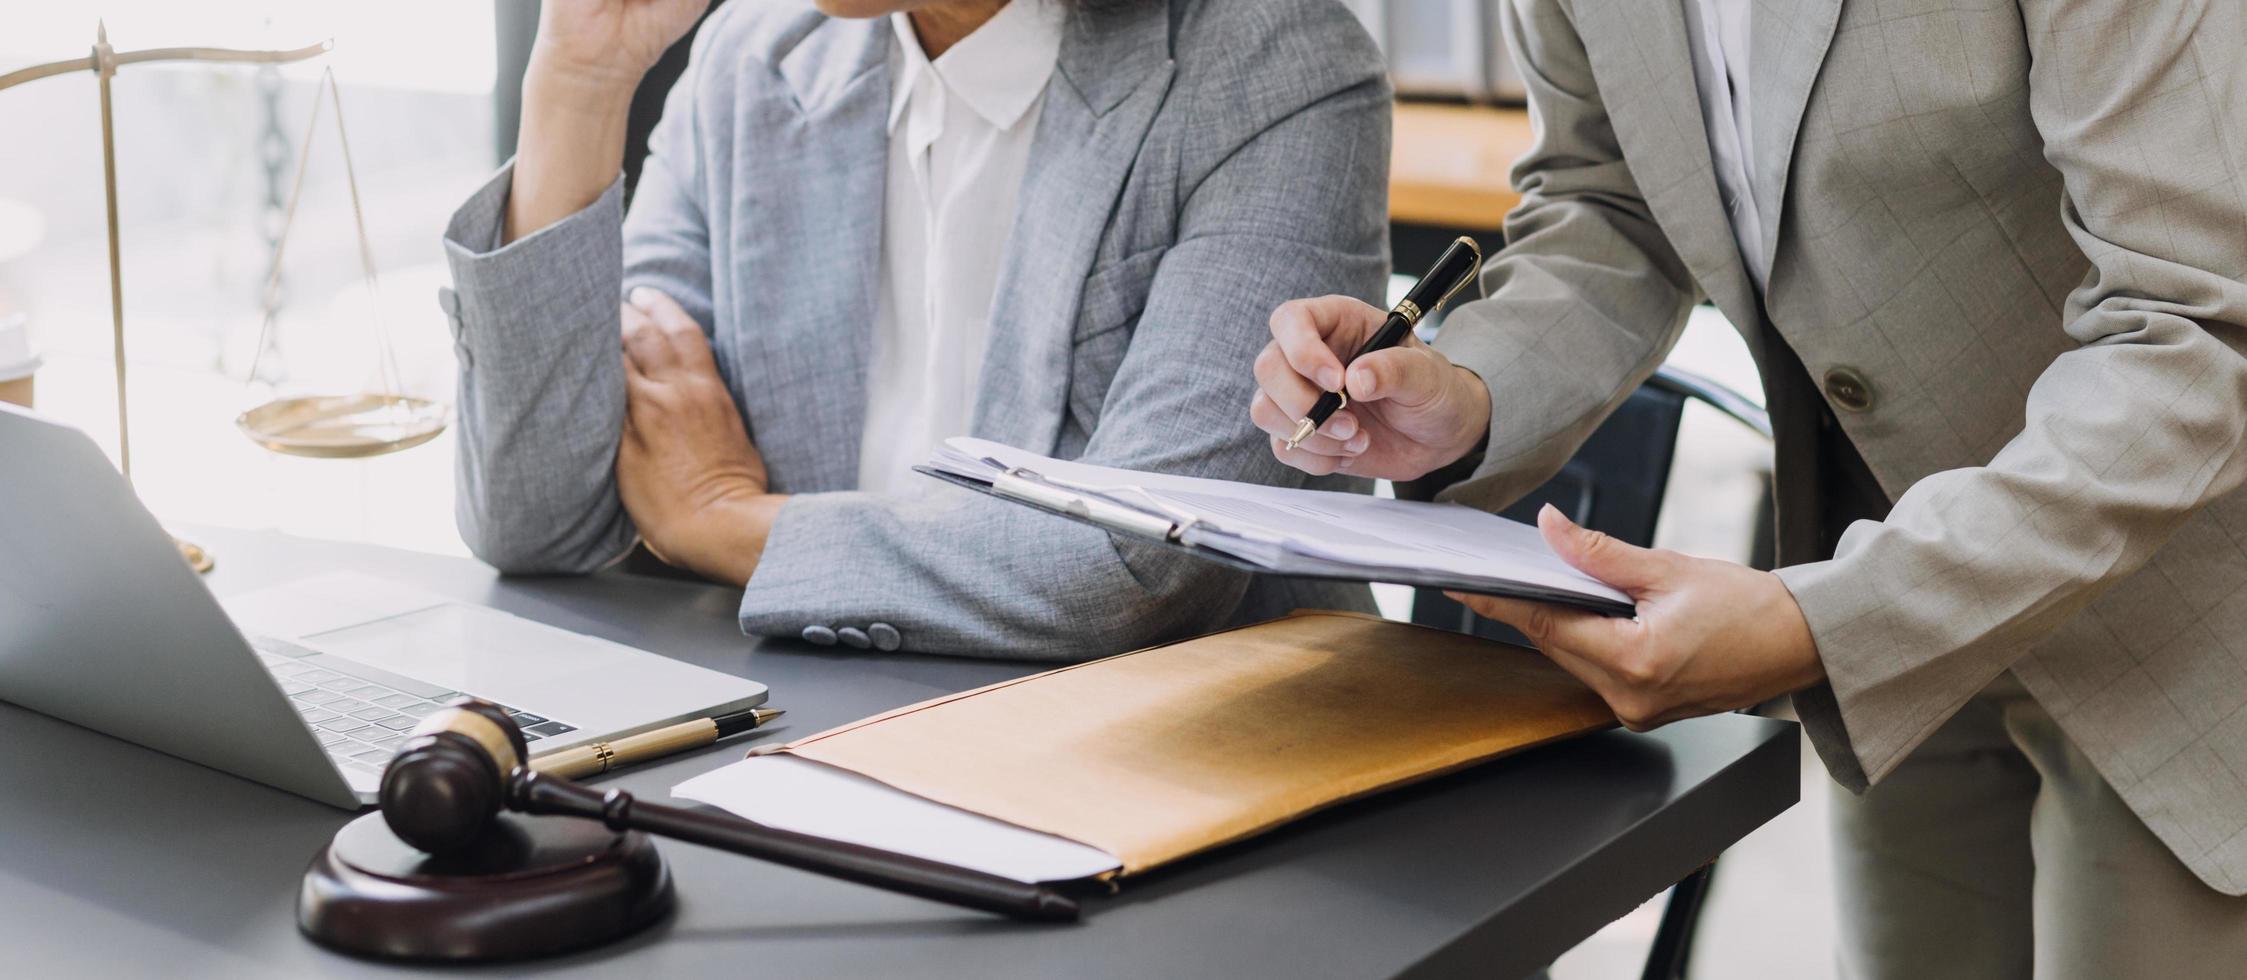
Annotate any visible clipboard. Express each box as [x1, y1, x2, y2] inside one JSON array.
[[915, 465, 1634, 617]]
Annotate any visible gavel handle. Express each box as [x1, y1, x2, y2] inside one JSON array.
[[508, 769, 1081, 922]]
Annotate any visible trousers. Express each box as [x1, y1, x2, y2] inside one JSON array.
[[1830, 675, 2247, 979]]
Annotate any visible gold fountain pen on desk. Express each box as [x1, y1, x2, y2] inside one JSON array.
[[533, 706, 785, 780], [1286, 236, 1484, 450]]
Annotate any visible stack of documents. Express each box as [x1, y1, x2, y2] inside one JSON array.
[[920, 437, 1631, 615], [675, 753, 1126, 883], [674, 612, 1618, 884]]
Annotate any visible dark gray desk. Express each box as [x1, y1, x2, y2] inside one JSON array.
[[0, 527, 1797, 978]]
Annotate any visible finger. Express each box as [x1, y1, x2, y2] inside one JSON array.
[[1448, 591, 1636, 665], [1269, 434, 1344, 476], [621, 300, 651, 333], [621, 302, 677, 373], [1536, 504, 1673, 592], [1518, 633, 1634, 717], [621, 361, 664, 430], [628, 286, 718, 370], [1344, 344, 1451, 408], [1290, 425, 1367, 457], [1253, 342, 1328, 419], [619, 307, 654, 376], [1532, 635, 1667, 732], [617, 395, 645, 458], [1250, 394, 1365, 455], [1269, 295, 1381, 392], [1249, 390, 1319, 442], [1445, 590, 1641, 713]]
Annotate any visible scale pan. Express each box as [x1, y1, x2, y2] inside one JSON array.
[[236, 393, 447, 459]]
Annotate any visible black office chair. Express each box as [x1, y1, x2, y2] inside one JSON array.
[[1406, 360, 1772, 980]]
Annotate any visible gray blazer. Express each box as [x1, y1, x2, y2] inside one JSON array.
[[1432, 0, 2247, 892], [439, 0, 1387, 662]]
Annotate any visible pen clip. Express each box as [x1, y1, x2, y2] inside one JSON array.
[[1432, 236, 1483, 314]]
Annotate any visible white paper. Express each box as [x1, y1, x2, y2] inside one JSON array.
[[933, 437, 1629, 604], [672, 754, 1123, 884]]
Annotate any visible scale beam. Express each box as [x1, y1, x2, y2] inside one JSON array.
[[0, 39, 333, 93], [0, 24, 330, 574]]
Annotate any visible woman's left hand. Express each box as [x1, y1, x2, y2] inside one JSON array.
[[1450, 504, 1827, 730], [615, 287, 786, 587]]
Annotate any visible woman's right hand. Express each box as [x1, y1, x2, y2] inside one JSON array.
[[531, 0, 712, 89], [1249, 296, 1494, 481], [506, 0, 711, 244]]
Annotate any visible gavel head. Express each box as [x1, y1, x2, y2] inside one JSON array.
[[379, 699, 530, 855]]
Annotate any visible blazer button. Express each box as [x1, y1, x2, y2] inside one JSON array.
[[869, 623, 902, 651], [1823, 367, 1876, 413], [837, 627, 872, 649], [800, 626, 837, 646]]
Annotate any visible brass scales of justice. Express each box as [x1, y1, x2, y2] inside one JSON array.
[[0, 24, 449, 574]]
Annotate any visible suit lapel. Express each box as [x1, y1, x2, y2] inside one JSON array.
[[970, 3, 1176, 454], [1569, 0, 1759, 332], [1749, 0, 1844, 284], [735, 19, 889, 492]]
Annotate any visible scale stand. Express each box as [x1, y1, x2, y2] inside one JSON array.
[[0, 26, 328, 573], [0, 25, 450, 576]]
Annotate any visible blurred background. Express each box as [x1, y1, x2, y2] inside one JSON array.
[[0, 3, 1822, 976], [0, 1, 497, 554]]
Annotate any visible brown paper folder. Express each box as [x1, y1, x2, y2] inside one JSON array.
[[770, 611, 1616, 878]]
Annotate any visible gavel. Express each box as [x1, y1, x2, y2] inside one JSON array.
[[380, 700, 1081, 922]]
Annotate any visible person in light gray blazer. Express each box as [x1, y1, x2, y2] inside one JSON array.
[[439, 0, 1386, 662], [1253, 0, 2247, 975]]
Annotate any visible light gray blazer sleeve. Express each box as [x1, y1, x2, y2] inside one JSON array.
[[1415, 0, 1700, 510], [1775, 0, 2247, 789], [442, 30, 717, 574], [736, 18, 1392, 660]]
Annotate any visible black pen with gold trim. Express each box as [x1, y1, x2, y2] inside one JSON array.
[[1285, 236, 1484, 449], [532, 706, 785, 779]]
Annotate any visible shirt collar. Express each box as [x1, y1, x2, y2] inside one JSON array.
[[887, 1, 1065, 133]]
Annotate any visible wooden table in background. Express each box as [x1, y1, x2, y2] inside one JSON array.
[[1388, 102, 1535, 272]]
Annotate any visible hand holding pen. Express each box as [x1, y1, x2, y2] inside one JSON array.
[[1249, 237, 1496, 481]]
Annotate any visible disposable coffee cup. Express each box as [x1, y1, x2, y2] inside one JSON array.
[[0, 313, 39, 409]]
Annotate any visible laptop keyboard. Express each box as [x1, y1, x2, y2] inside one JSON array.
[[250, 637, 578, 778]]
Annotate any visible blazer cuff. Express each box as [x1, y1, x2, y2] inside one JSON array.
[[734, 489, 1177, 660], [442, 163, 517, 257], [1397, 432, 1489, 502], [441, 165, 626, 353], [733, 492, 1015, 650], [1775, 555, 2011, 792], [1790, 680, 1871, 792], [1775, 556, 1911, 789], [1424, 324, 1545, 514], [736, 494, 828, 641]]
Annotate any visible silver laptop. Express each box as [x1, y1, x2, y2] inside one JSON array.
[[0, 404, 767, 808]]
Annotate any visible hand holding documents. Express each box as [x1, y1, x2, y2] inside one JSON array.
[[917, 437, 1632, 615]]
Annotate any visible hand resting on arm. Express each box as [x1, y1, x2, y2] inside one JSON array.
[[616, 287, 786, 588]]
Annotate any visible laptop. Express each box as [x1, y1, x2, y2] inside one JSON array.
[[0, 404, 767, 808]]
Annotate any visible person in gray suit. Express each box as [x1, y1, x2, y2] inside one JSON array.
[[440, 0, 1385, 660], [1253, 0, 2247, 975]]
